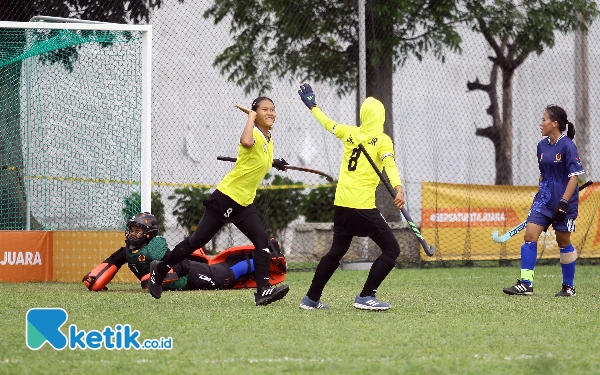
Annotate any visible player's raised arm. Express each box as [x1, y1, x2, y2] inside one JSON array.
[[298, 83, 344, 136], [236, 104, 256, 148], [298, 82, 317, 110]]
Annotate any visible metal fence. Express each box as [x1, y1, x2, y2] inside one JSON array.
[[2, 1, 600, 267]]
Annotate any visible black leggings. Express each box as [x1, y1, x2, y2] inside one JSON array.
[[306, 230, 400, 301], [187, 208, 269, 252], [161, 207, 272, 289]]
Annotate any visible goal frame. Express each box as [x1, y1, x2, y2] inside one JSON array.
[[0, 19, 153, 227]]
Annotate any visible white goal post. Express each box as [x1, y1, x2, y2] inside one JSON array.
[[0, 19, 152, 230]]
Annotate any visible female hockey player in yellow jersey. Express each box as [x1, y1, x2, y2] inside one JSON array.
[[298, 83, 405, 311], [147, 97, 290, 306]]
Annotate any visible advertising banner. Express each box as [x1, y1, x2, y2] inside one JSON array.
[[421, 182, 600, 261], [0, 231, 53, 281], [53, 231, 138, 283]]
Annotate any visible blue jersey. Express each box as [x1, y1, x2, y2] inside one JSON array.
[[531, 134, 585, 218]]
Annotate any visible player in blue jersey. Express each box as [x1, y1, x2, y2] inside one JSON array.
[[147, 97, 290, 306], [503, 105, 585, 297], [297, 83, 405, 311]]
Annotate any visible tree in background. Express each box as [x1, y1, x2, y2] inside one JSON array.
[[301, 184, 336, 223], [464, 0, 598, 185], [0, 0, 176, 229], [0, 0, 171, 24], [203, 0, 464, 220]]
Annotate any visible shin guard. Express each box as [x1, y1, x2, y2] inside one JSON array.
[[520, 242, 537, 286], [560, 244, 577, 287]]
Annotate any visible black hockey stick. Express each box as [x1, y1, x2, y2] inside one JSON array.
[[217, 156, 334, 182], [492, 180, 593, 243], [357, 144, 435, 257]]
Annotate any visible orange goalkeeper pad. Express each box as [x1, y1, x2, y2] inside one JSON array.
[[139, 244, 287, 289], [201, 244, 287, 289], [83, 263, 117, 291]]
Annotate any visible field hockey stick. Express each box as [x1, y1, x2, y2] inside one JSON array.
[[356, 144, 435, 257], [216, 156, 335, 182], [491, 180, 593, 243]]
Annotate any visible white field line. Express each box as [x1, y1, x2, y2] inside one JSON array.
[[1, 353, 559, 366]]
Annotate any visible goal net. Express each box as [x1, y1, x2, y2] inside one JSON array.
[[0, 21, 152, 231]]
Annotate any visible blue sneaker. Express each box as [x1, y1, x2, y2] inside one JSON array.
[[299, 295, 329, 310], [353, 294, 391, 311]]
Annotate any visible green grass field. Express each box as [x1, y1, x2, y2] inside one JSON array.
[[2, 265, 600, 375]]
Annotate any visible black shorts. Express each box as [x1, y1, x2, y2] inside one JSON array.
[[203, 189, 257, 224], [333, 206, 391, 237]]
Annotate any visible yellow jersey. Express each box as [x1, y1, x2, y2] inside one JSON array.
[[217, 127, 273, 206], [311, 97, 402, 209]]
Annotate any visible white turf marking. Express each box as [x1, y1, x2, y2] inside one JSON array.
[[8, 357, 399, 365], [503, 353, 555, 361], [202, 356, 404, 364], [202, 353, 559, 364], [0, 359, 22, 364], [0, 354, 561, 366]]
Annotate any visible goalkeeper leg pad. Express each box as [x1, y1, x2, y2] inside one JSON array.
[[186, 262, 235, 290], [140, 269, 180, 289]]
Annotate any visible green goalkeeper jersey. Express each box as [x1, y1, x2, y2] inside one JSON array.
[[125, 236, 188, 290], [310, 99, 402, 209]]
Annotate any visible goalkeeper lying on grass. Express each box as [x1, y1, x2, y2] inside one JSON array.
[[83, 212, 287, 292]]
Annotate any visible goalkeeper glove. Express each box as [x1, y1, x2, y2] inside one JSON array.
[[552, 199, 569, 222], [298, 83, 317, 109], [82, 262, 116, 291], [272, 158, 289, 171]]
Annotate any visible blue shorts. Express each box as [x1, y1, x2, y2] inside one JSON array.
[[527, 210, 576, 233]]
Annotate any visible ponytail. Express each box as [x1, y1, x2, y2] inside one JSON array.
[[545, 105, 575, 140], [566, 121, 575, 140]]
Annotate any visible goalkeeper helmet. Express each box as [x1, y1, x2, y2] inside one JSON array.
[[126, 212, 159, 250]]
